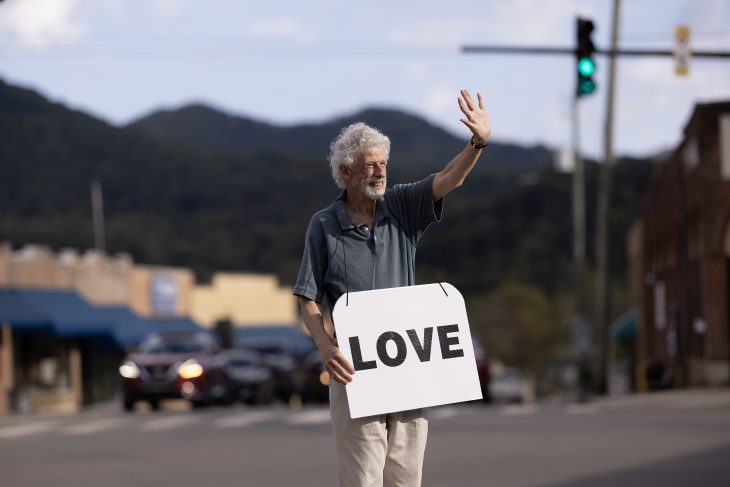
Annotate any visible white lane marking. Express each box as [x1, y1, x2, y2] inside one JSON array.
[[0, 421, 59, 439], [430, 407, 459, 420], [564, 404, 600, 415], [500, 404, 539, 416], [63, 418, 127, 436], [287, 409, 331, 425], [139, 415, 199, 432], [215, 411, 276, 429]]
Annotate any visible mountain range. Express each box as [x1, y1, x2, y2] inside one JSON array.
[[126, 103, 553, 173], [0, 78, 656, 312]]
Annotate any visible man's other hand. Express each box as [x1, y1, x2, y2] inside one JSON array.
[[319, 338, 356, 385]]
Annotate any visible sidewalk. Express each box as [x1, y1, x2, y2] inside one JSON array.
[[593, 387, 730, 411]]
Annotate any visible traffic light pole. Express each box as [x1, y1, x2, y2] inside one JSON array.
[[461, 46, 730, 58], [571, 95, 592, 399], [571, 96, 585, 297], [462, 11, 730, 397]]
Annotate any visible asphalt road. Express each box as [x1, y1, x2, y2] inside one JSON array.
[[1, 390, 729, 487]]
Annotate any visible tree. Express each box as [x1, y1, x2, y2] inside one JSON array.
[[469, 278, 568, 374]]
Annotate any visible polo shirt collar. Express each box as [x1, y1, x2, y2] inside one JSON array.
[[333, 190, 354, 230], [333, 190, 392, 230]]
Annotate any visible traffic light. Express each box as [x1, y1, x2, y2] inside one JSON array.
[[575, 17, 596, 97]]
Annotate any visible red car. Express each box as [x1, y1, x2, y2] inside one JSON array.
[[119, 331, 230, 411], [473, 339, 491, 402]]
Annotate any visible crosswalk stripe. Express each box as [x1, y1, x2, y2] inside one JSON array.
[[564, 404, 600, 415], [0, 421, 60, 439], [500, 404, 539, 416], [63, 418, 127, 436], [430, 407, 459, 420], [215, 411, 276, 429], [287, 409, 331, 425], [139, 415, 199, 432]]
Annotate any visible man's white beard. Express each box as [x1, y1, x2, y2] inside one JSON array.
[[362, 176, 387, 200]]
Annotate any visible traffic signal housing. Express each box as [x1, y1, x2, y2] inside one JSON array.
[[576, 18, 596, 97]]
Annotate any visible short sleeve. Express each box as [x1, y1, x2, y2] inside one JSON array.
[[293, 215, 328, 303], [385, 173, 443, 242]]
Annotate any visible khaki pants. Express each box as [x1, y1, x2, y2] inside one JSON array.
[[329, 380, 428, 487]]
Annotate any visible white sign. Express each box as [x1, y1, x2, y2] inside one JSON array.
[[332, 283, 482, 419], [693, 317, 707, 335], [150, 274, 179, 314]]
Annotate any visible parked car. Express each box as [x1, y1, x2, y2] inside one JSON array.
[[473, 339, 491, 402], [237, 339, 300, 402], [119, 331, 230, 411], [489, 366, 525, 404], [219, 348, 275, 405], [299, 349, 329, 403]]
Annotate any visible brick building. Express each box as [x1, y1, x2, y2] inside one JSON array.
[[630, 101, 730, 387]]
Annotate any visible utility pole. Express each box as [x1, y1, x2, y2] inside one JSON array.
[[91, 179, 106, 252], [594, 0, 622, 395]]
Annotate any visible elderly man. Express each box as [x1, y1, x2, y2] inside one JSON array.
[[293, 90, 490, 487]]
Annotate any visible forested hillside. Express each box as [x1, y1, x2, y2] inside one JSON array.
[[0, 78, 659, 371]]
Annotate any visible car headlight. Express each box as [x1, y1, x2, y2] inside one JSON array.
[[178, 359, 204, 380], [119, 361, 140, 379]]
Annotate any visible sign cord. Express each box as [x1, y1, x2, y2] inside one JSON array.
[[339, 210, 448, 302], [388, 210, 448, 298]]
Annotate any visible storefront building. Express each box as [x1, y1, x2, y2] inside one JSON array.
[[630, 102, 730, 387]]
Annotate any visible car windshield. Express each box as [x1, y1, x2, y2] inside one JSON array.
[[137, 334, 210, 354], [496, 368, 523, 380], [245, 344, 287, 356], [230, 359, 253, 367]]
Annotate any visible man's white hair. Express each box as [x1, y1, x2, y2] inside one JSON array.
[[328, 122, 391, 189]]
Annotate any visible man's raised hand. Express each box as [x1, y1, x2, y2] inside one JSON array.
[[458, 89, 491, 146]]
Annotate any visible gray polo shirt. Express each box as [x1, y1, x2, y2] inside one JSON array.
[[293, 174, 443, 311]]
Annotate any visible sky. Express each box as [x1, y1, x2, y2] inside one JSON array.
[[0, 0, 729, 160]]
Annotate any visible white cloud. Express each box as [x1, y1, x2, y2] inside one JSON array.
[[625, 58, 672, 84], [625, 57, 730, 103], [0, 0, 85, 48], [689, 66, 730, 101], [424, 85, 457, 117], [385, 18, 482, 48], [489, 0, 601, 44], [402, 62, 429, 82], [152, 0, 193, 19], [683, 0, 730, 32], [245, 19, 321, 43], [383, 1, 604, 51]]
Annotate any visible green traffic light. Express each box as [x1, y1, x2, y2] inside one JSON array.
[[579, 79, 596, 95], [578, 57, 595, 76]]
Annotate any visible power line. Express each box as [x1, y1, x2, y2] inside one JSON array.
[[621, 29, 730, 39]]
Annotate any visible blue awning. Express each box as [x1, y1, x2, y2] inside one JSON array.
[[14, 289, 116, 339], [0, 289, 53, 331], [1, 288, 199, 349], [96, 306, 157, 349], [610, 308, 637, 343]]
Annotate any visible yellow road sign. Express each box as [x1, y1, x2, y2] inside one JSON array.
[[675, 25, 691, 76]]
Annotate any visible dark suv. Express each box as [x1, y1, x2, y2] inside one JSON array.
[[119, 331, 230, 411], [239, 339, 299, 403]]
